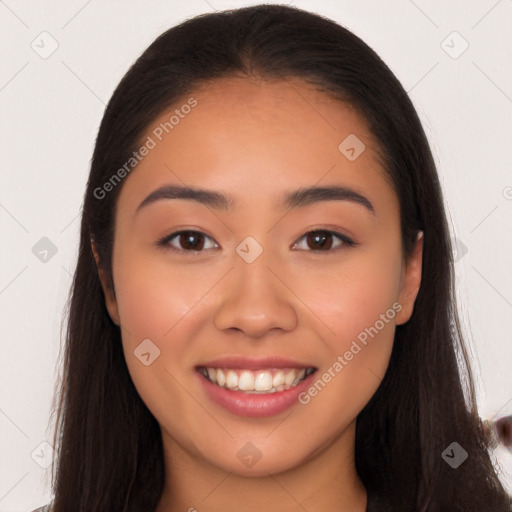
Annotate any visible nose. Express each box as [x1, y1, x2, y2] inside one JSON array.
[[212, 255, 298, 338]]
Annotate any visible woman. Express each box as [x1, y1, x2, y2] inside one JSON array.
[[33, 4, 511, 511]]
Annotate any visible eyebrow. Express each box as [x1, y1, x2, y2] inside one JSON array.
[[135, 184, 376, 215]]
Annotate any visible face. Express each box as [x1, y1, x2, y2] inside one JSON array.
[[94, 76, 423, 477]]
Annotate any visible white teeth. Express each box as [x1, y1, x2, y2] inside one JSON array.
[[255, 371, 273, 391], [226, 370, 238, 389], [201, 367, 314, 393], [272, 371, 285, 388], [238, 370, 255, 391], [216, 369, 226, 387], [284, 370, 296, 387], [207, 367, 216, 382]]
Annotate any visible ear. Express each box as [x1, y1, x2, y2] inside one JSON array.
[[90, 236, 120, 326], [395, 231, 423, 326]]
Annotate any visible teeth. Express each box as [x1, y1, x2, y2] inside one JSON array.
[[226, 370, 238, 389], [207, 367, 216, 382], [292, 368, 306, 386], [201, 367, 315, 393], [284, 370, 296, 387], [255, 371, 273, 391], [239, 370, 255, 391], [272, 371, 285, 388]]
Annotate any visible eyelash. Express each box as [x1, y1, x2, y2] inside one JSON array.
[[154, 229, 357, 255]]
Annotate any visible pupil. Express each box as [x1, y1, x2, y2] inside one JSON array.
[[182, 232, 203, 250], [308, 231, 332, 250]]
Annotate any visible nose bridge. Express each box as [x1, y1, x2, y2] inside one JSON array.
[[212, 234, 298, 335], [232, 234, 282, 304]]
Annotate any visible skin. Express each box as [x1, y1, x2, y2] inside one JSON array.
[[92, 76, 423, 512]]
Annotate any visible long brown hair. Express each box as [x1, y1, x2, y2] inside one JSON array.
[[48, 4, 511, 511]]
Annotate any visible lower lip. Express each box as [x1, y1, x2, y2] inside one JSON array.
[[197, 370, 317, 418]]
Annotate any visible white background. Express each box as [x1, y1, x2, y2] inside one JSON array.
[[0, 0, 511, 510]]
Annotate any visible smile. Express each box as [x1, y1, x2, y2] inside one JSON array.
[[198, 367, 317, 394]]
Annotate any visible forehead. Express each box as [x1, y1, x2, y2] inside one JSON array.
[[116, 76, 394, 215], [181, 76, 370, 143], [192, 75, 349, 114]]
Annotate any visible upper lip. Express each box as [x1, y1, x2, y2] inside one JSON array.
[[196, 356, 317, 370]]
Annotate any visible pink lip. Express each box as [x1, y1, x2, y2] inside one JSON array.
[[197, 355, 315, 370], [196, 367, 318, 418]]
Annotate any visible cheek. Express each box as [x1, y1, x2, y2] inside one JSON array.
[[296, 249, 402, 348], [111, 254, 209, 405], [292, 247, 402, 419], [295, 263, 400, 433], [112, 250, 215, 342], [112, 257, 209, 431]]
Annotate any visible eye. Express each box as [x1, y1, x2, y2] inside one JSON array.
[[155, 230, 218, 254], [155, 228, 356, 255], [291, 230, 356, 252]]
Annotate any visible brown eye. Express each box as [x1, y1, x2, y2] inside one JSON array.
[[306, 231, 334, 250], [292, 230, 355, 252], [156, 230, 218, 253], [178, 232, 205, 251]]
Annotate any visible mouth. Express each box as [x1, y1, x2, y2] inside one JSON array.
[[197, 366, 317, 394]]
